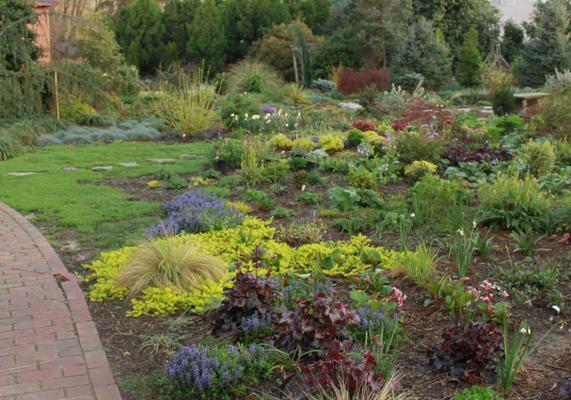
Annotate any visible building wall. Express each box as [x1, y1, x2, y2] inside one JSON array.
[[491, 0, 536, 25], [31, 7, 52, 64]]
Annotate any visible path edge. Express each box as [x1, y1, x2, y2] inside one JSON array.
[[0, 203, 122, 400]]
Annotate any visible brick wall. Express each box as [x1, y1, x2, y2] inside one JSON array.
[[31, 7, 52, 64]]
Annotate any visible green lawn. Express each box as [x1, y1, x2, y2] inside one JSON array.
[[0, 142, 212, 250]]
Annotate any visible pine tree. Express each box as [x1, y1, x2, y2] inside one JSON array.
[[456, 27, 483, 87], [394, 18, 451, 90], [115, 0, 164, 74], [0, 0, 38, 71], [411, 0, 500, 60], [162, 0, 199, 63], [501, 21, 524, 64], [187, 0, 226, 72], [518, 0, 571, 87]]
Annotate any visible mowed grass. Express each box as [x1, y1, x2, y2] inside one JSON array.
[[0, 142, 212, 250]]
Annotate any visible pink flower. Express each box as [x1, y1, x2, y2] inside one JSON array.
[[501, 291, 509, 299], [388, 287, 407, 308]]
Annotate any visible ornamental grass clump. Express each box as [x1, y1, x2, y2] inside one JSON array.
[[147, 191, 244, 237], [116, 238, 226, 296], [478, 173, 552, 232]]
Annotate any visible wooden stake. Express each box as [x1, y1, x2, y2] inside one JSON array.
[[292, 49, 299, 84], [54, 69, 60, 121]]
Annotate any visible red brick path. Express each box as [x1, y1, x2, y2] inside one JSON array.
[[0, 204, 121, 400]]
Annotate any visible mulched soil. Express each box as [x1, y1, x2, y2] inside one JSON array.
[[44, 172, 571, 400]]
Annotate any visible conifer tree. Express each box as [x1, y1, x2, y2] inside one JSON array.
[[518, 0, 571, 87], [0, 0, 38, 71], [187, 0, 226, 72], [456, 27, 483, 87], [395, 18, 451, 90], [115, 0, 164, 74]]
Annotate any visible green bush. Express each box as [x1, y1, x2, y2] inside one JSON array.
[[478, 173, 552, 232], [262, 161, 288, 183], [397, 131, 445, 165], [346, 165, 377, 189], [213, 139, 243, 170], [492, 88, 516, 116], [346, 129, 364, 148], [519, 140, 556, 177], [538, 87, 571, 140]]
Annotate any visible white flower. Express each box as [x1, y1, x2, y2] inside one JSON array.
[[230, 113, 235, 117], [244, 113, 249, 118], [457, 228, 465, 237], [519, 326, 531, 336], [552, 305, 561, 314], [472, 220, 477, 229], [410, 213, 415, 218], [252, 114, 260, 120], [301, 184, 306, 192]]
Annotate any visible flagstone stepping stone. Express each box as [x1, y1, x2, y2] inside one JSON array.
[[338, 102, 363, 110], [179, 154, 192, 160], [119, 162, 139, 168], [7, 172, 38, 176], [91, 166, 113, 171], [148, 158, 176, 164], [63, 167, 82, 172]]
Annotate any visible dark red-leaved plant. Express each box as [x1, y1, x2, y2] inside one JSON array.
[[338, 68, 391, 95], [351, 120, 377, 132], [446, 144, 511, 166], [402, 98, 455, 130], [277, 291, 359, 353], [428, 322, 503, 383], [214, 271, 277, 334], [301, 339, 385, 395]]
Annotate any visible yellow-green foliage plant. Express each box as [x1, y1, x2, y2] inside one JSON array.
[[155, 67, 219, 136], [518, 140, 556, 177], [292, 137, 315, 154], [115, 238, 226, 296], [268, 133, 293, 150], [404, 160, 438, 182], [320, 134, 344, 153], [86, 217, 400, 316], [362, 131, 387, 146]]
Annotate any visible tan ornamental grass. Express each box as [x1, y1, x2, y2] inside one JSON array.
[[116, 238, 226, 296]]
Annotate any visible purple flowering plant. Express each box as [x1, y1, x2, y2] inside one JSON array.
[[147, 191, 243, 237], [166, 343, 284, 398]]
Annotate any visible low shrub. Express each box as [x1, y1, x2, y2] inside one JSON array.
[[518, 140, 556, 177], [492, 88, 516, 116], [297, 192, 321, 205], [404, 160, 437, 182], [346, 166, 377, 189], [346, 129, 364, 148], [537, 87, 571, 140], [213, 139, 244, 170], [397, 131, 445, 165], [268, 133, 293, 150], [320, 134, 344, 153], [338, 68, 391, 95]]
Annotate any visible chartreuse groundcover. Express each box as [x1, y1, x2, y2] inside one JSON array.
[[85, 217, 401, 316]]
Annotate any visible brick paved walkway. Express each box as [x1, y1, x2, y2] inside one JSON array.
[[0, 204, 121, 400]]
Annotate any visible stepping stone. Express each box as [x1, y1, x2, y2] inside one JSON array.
[[119, 162, 139, 168], [179, 154, 193, 160], [7, 172, 38, 176], [63, 167, 82, 172], [148, 158, 176, 164], [91, 166, 113, 171], [338, 102, 363, 110]]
